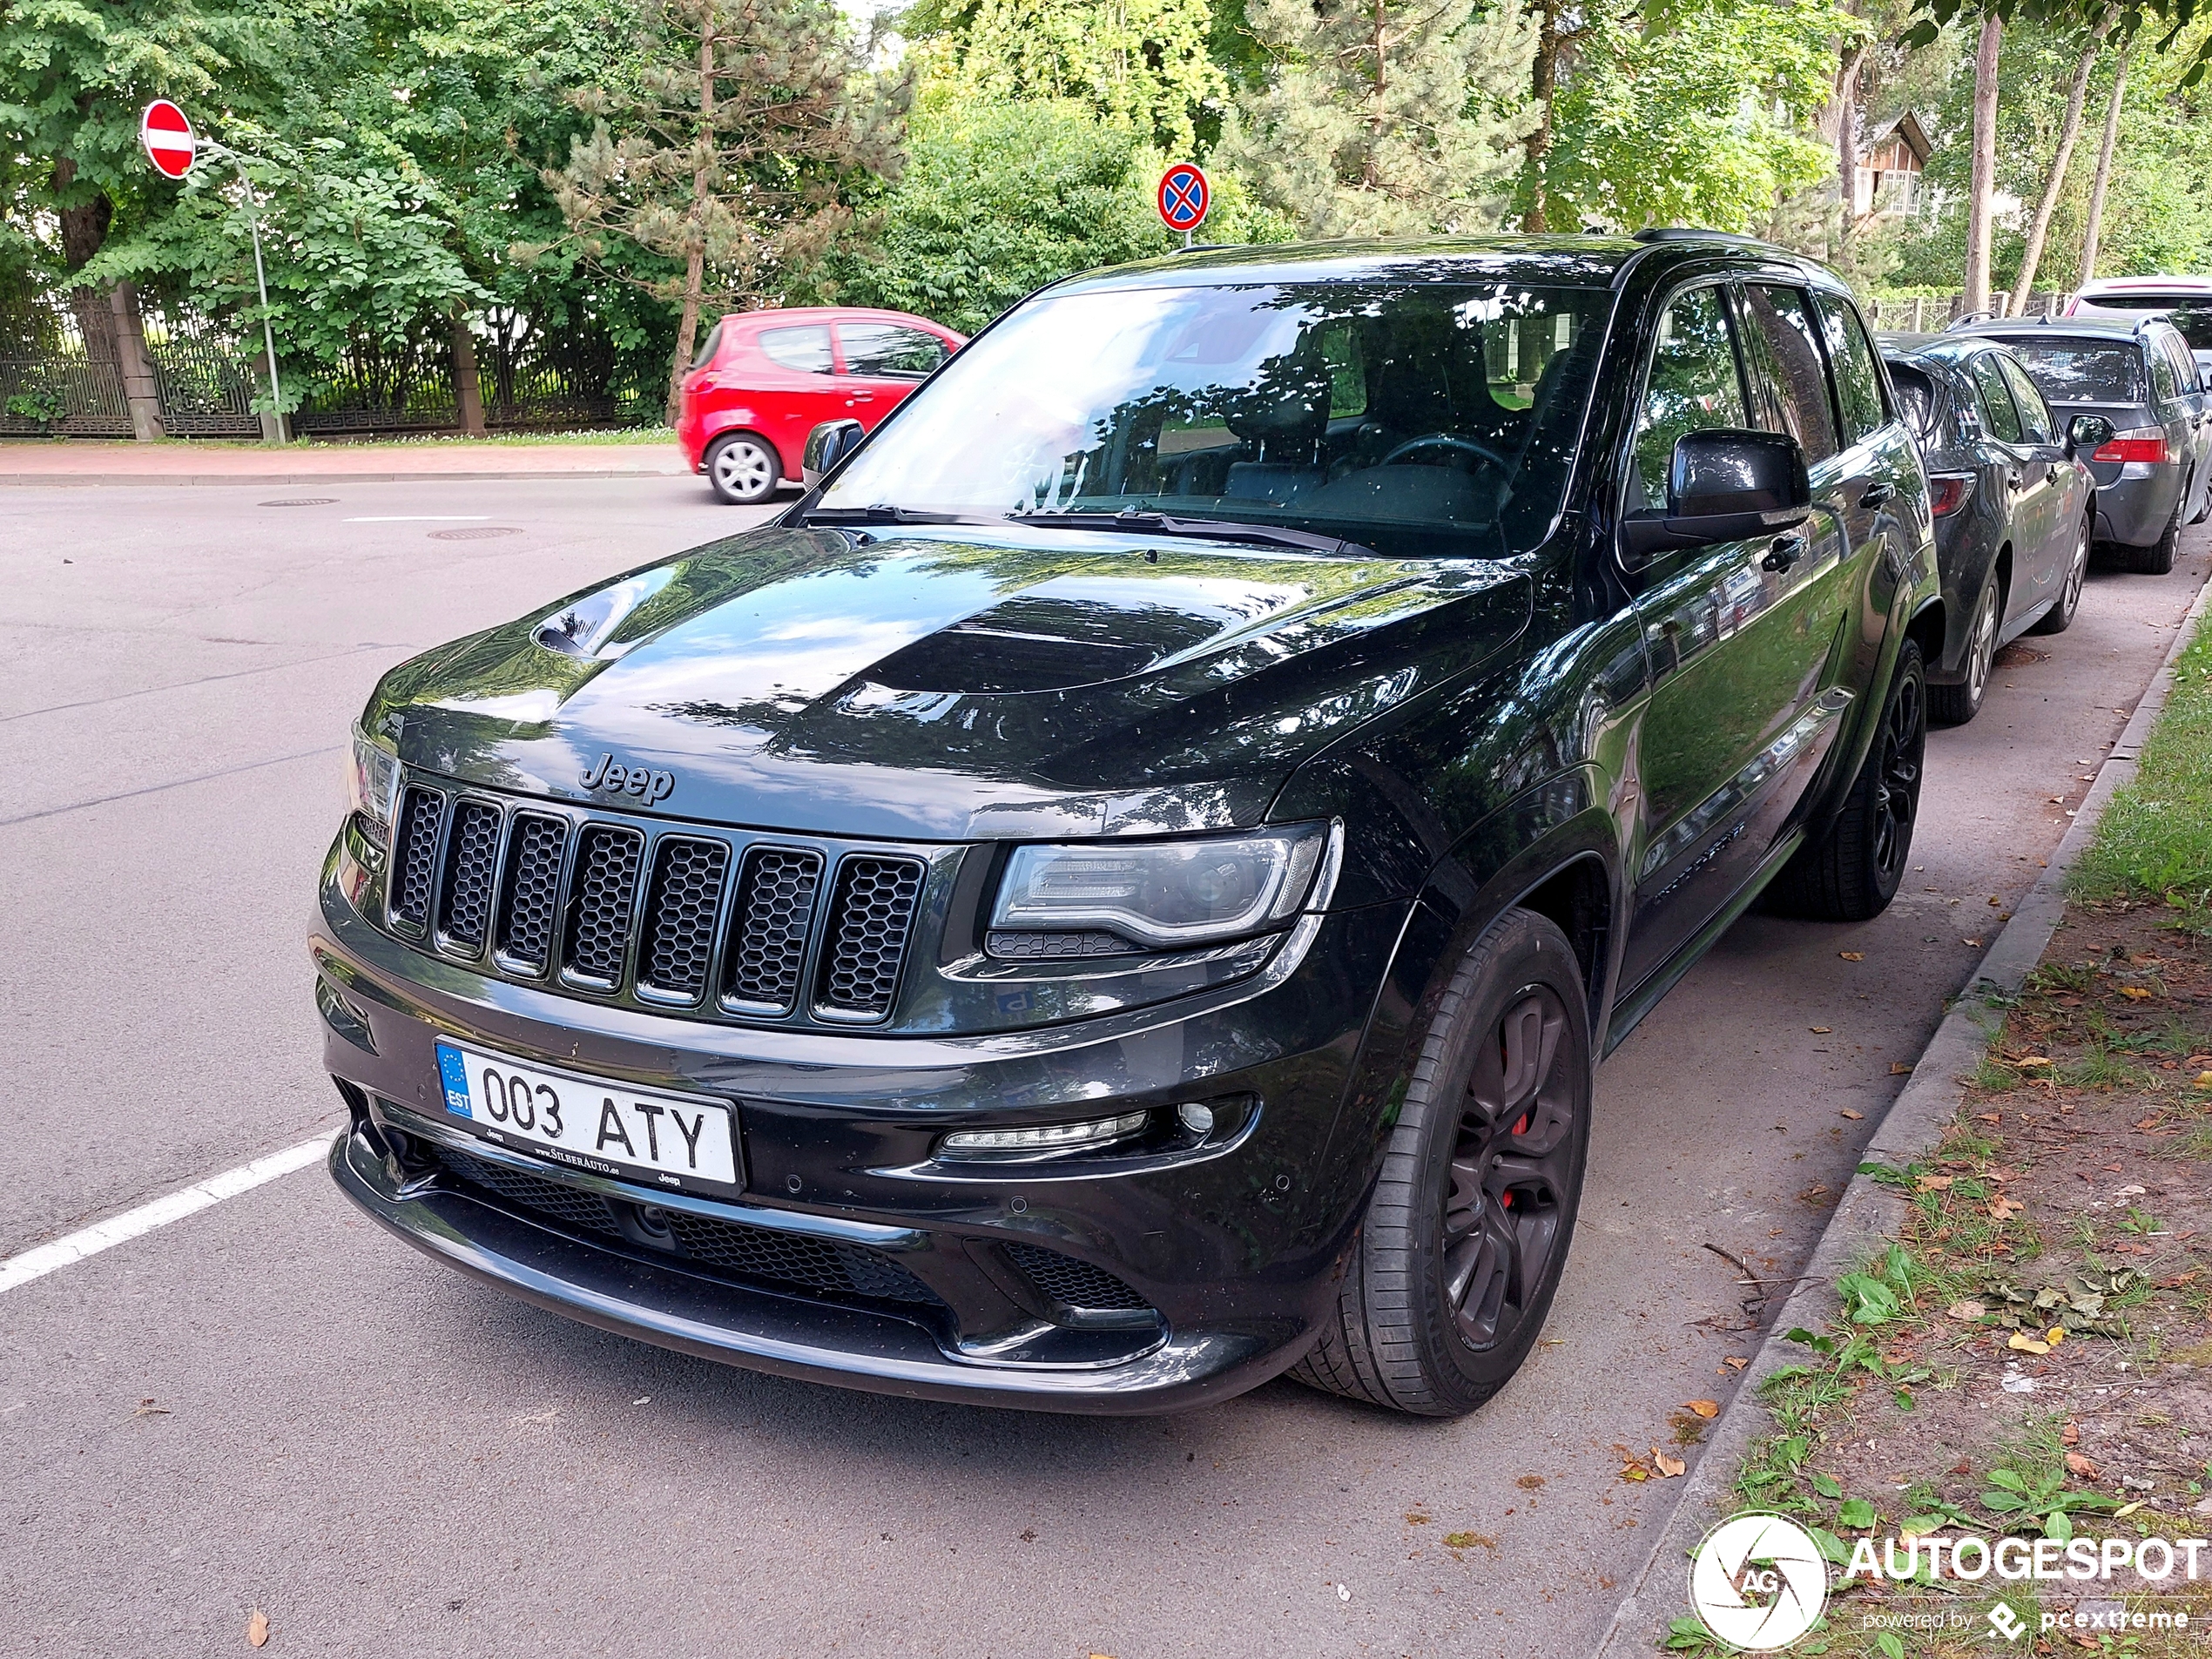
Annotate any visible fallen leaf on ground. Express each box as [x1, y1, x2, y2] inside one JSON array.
[[2121, 986, 2152, 1000], [1840, 1108, 1865, 1120], [1840, 951, 1865, 961], [2066, 1452, 2102, 1479], [2016, 1055, 2053, 1069], [1892, 1062, 1914, 1075], [1989, 1197, 2026, 1221], [2195, 1072, 2212, 1090], [1947, 1300, 1987, 1321], [1722, 1356, 1749, 1372], [1810, 1026, 1832, 1034], [1442, 1530, 1496, 1550], [2062, 1421, 2079, 1445], [1917, 1174, 1953, 1191], [2136, 1116, 2165, 1130], [1651, 1449, 1686, 1478], [1684, 1400, 1720, 1419], [1404, 1511, 1432, 1525], [247, 1611, 269, 1649], [2008, 1332, 2051, 1355], [2046, 1327, 2067, 1345], [1976, 1110, 2002, 1123]]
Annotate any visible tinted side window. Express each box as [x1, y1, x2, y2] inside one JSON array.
[[1631, 286, 1749, 513], [1740, 286, 1840, 463], [1998, 355, 2055, 442], [1811, 293, 1887, 442], [758, 324, 833, 374], [840, 324, 949, 381], [2149, 343, 2178, 402], [1968, 354, 2024, 442], [2166, 335, 2200, 394], [690, 321, 724, 371]]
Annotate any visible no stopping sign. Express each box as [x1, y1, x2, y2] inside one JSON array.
[[1157, 163, 1210, 234]]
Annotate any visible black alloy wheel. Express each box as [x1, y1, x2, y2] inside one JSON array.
[[1765, 639, 1926, 923], [2029, 512, 2092, 635], [1929, 575, 1999, 725], [1291, 907, 1591, 1417]]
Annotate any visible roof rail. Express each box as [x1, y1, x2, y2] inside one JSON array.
[[1945, 310, 1993, 331], [1632, 226, 1770, 247]]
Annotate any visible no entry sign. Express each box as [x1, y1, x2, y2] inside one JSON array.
[[140, 101, 196, 179], [1157, 163, 1210, 234]]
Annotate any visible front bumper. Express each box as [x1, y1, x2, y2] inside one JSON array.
[[314, 849, 1406, 1413]]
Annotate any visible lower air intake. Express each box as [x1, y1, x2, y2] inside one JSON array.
[[1002, 1240, 1151, 1312]]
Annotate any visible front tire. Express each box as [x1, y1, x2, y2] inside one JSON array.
[[1929, 574, 1998, 726], [2028, 512, 2091, 635], [1764, 639, 1926, 922], [706, 433, 780, 504], [1291, 908, 1591, 1418]]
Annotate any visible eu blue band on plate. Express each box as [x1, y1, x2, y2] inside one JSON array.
[[435, 1042, 472, 1117]]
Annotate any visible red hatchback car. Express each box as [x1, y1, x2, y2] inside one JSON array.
[[676, 307, 966, 503]]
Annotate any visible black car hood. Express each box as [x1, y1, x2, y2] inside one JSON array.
[[368, 524, 1530, 841]]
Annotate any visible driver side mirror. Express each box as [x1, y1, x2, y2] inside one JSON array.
[[802, 418, 866, 488], [2066, 413, 2114, 456], [1623, 429, 1813, 558]]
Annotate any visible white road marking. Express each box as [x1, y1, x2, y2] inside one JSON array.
[[0, 1131, 339, 1295], [343, 515, 491, 522]]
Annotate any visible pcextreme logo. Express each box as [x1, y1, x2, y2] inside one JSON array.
[[1689, 1514, 1830, 1652]]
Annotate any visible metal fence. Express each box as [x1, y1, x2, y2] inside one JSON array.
[[1865, 292, 2072, 333], [1, 290, 662, 438]]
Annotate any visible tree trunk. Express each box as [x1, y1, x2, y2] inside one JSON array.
[[451, 316, 486, 435], [1521, 2, 1560, 233], [665, 17, 718, 427], [2078, 46, 2128, 290], [2009, 38, 2099, 317], [108, 282, 166, 442], [1963, 13, 2002, 314]]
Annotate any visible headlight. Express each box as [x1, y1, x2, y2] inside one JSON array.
[[345, 723, 400, 847], [988, 824, 1328, 954]]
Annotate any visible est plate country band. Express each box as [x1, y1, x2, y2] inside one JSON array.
[[435, 1041, 744, 1199]]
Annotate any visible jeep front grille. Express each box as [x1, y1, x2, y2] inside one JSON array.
[[378, 776, 930, 1028]]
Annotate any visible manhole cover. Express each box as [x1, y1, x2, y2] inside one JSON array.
[[429, 525, 525, 541], [259, 497, 338, 507], [1995, 644, 2050, 668]]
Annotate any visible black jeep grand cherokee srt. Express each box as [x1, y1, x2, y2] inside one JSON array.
[[317, 233, 1939, 1417]]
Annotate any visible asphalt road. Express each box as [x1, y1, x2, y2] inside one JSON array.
[[3, 475, 2205, 1658]]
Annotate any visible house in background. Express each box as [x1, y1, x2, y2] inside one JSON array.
[[1854, 111, 1933, 219]]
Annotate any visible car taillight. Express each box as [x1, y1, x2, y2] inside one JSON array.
[[2092, 428, 2171, 464], [1928, 473, 1975, 516]]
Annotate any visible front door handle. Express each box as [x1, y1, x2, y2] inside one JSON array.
[[1762, 533, 1807, 573], [1861, 482, 1896, 508]]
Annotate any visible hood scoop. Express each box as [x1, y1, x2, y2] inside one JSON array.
[[867, 590, 1222, 693]]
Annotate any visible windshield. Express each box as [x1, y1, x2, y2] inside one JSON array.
[[2080, 296, 2212, 353], [819, 281, 1612, 559], [1995, 340, 2145, 404]]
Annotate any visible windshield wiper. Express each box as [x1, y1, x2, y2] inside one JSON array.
[[1006, 509, 1366, 556], [800, 505, 989, 527]]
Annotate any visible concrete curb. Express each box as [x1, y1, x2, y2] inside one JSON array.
[[0, 467, 691, 487], [1595, 564, 2212, 1657]]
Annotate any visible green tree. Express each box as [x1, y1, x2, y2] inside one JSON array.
[[1224, 0, 1538, 238], [1539, 0, 1860, 234], [538, 0, 907, 420], [907, 0, 1229, 157]]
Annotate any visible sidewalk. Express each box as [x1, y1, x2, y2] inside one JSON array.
[[0, 438, 691, 486]]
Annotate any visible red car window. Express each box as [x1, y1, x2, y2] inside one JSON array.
[[838, 323, 949, 381], [758, 325, 833, 374]]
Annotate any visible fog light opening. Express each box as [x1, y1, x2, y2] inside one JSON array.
[[633, 1204, 673, 1239], [1176, 1102, 1215, 1136], [939, 1111, 1150, 1157]]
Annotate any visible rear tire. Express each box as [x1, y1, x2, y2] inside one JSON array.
[[1764, 640, 1926, 923], [2123, 495, 2182, 576], [2028, 513, 2091, 635], [1928, 575, 1998, 726], [707, 433, 780, 504], [1290, 908, 1591, 1418]]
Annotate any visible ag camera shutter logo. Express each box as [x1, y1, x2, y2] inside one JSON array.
[[1689, 1513, 1831, 1651]]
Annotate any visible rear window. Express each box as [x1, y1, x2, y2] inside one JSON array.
[[2080, 296, 2212, 354], [1993, 340, 2143, 403]]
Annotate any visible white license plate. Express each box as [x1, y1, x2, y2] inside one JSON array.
[[434, 1041, 742, 1197]]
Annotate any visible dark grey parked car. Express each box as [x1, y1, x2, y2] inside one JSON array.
[[1953, 315, 2209, 574], [1879, 335, 2103, 725]]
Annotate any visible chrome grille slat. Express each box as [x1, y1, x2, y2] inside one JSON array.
[[818, 855, 925, 1018], [563, 825, 644, 988], [723, 846, 822, 1014], [436, 800, 502, 950], [389, 786, 447, 931], [495, 813, 568, 974], [637, 836, 732, 1002]]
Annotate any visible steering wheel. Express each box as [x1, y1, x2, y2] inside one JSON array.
[[1379, 432, 1511, 474]]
